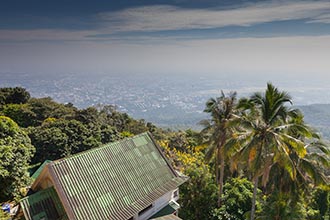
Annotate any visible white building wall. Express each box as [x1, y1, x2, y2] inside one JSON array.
[[135, 188, 179, 220]]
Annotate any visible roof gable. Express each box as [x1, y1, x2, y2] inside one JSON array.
[[20, 187, 68, 220], [31, 160, 52, 180], [48, 132, 186, 220]]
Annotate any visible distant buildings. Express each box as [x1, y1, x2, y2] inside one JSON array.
[[20, 133, 187, 220]]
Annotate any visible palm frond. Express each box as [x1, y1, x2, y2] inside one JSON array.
[[205, 143, 217, 162], [299, 158, 329, 186], [306, 152, 330, 167]]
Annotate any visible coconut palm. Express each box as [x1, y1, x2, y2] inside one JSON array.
[[267, 136, 329, 195], [233, 83, 321, 220], [260, 138, 329, 220], [201, 91, 237, 207], [264, 109, 329, 198]]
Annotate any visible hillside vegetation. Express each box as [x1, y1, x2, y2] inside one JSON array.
[[0, 86, 329, 220]]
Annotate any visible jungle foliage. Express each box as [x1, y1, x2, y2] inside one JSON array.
[[0, 86, 329, 220]]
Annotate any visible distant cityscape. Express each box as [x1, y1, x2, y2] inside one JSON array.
[[2, 72, 330, 129]]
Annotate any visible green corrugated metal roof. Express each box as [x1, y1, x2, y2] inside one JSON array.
[[31, 160, 52, 179], [20, 187, 68, 220], [49, 132, 187, 220], [150, 201, 180, 219]]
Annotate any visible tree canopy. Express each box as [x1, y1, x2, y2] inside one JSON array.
[[0, 87, 30, 106], [0, 85, 329, 220], [0, 116, 34, 201]]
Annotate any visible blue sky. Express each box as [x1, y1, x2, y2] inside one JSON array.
[[1, 0, 330, 77]]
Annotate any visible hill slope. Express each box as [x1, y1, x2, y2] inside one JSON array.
[[298, 104, 330, 140]]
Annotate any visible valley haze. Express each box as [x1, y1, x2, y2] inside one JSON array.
[[2, 0, 330, 130], [2, 72, 330, 132]]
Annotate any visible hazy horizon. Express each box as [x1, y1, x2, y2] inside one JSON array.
[[2, 71, 330, 107], [1, 0, 330, 77], [2, 0, 330, 126]]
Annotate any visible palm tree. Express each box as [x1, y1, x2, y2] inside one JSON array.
[[263, 109, 329, 219], [233, 83, 321, 220], [286, 112, 329, 190], [267, 133, 329, 195], [259, 139, 329, 220], [201, 91, 237, 207]]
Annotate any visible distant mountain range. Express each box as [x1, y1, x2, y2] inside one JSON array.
[[144, 103, 330, 141], [148, 103, 330, 141], [298, 104, 330, 140]]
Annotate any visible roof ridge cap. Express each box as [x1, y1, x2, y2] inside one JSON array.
[[51, 132, 151, 165]]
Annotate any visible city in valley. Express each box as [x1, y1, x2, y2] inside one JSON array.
[[2, 72, 330, 133]]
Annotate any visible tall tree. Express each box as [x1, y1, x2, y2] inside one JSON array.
[[0, 87, 30, 106], [213, 177, 256, 220], [27, 97, 77, 125], [179, 163, 218, 220], [0, 116, 35, 201], [234, 83, 321, 220], [201, 91, 237, 207], [28, 119, 102, 164], [1, 104, 36, 127]]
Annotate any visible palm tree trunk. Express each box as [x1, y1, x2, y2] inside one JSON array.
[[218, 132, 226, 207], [218, 154, 225, 207], [250, 177, 258, 220], [215, 148, 219, 185]]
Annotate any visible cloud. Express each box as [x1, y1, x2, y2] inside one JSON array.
[[307, 13, 330, 24], [98, 1, 330, 32], [0, 29, 97, 42], [2, 1, 330, 42]]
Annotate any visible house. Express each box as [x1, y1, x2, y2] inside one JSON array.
[[20, 132, 188, 220]]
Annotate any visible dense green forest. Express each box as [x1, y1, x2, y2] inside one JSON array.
[[1, 85, 330, 220]]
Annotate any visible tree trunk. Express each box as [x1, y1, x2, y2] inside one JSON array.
[[217, 131, 226, 208], [215, 148, 219, 185], [250, 177, 258, 220], [218, 152, 225, 207]]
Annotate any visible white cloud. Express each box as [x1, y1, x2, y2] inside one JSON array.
[[307, 13, 330, 24], [98, 1, 330, 32], [2, 1, 330, 42]]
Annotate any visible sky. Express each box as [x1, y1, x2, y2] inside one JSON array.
[[1, 0, 330, 77]]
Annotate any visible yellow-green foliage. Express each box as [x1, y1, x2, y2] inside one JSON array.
[[42, 117, 57, 125], [0, 209, 10, 220], [158, 139, 206, 172], [120, 131, 134, 138]]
